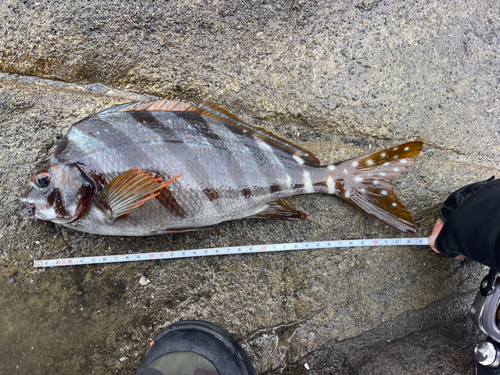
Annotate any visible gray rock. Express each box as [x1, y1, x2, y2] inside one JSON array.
[[275, 293, 484, 374], [0, 0, 498, 374]]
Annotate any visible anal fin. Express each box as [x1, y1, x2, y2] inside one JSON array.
[[96, 169, 181, 221], [249, 199, 307, 221]]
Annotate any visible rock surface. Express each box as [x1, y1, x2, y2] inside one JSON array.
[[0, 0, 499, 374]]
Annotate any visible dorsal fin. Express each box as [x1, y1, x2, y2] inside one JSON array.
[[109, 98, 198, 113], [109, 98, 321, 166]]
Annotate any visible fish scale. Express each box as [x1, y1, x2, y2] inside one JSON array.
[[20, 98, 424, 236]]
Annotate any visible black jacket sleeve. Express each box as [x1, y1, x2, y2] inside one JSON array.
[[435, 177, 500, 271]]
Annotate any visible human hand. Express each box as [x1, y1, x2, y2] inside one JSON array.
[[428, 218, 464, 259], [428, 218, 443, 254]]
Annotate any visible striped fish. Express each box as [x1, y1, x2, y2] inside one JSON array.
[[20, 99, 423, 236]]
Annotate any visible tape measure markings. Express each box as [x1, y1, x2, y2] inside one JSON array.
[[33, 237, 429, 268]]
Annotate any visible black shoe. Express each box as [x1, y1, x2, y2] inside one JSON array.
[[135, 320, 255, 375]]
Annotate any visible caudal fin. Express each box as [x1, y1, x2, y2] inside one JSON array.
[[334, 141, 424, 234]]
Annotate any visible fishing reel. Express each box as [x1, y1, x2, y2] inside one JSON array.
[[471, 269, 500, 374]]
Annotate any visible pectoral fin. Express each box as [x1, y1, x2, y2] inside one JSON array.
[[249, 199, 307, 221], [96, 169, 181, 221]]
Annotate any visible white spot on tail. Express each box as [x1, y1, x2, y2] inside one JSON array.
[[404, 146, 409, 151], [303, 171, 314, 193], [293, 155, 305, 165], [373, 180, 379, 185], [393, 147, 398, 151], [393, 155, 399, 159], [393, 167, 400, 172], [399, 159, 407, 164], [392, 202, 397, 207], [343, 168, 348, 175], [327, 165, 336, 171], [381, 190, 388, 195], [381, 152, 387, 158], [367, 159, 374, 166], [354, 176, 363, 182], [352, 161, 359, 167], [345, 190, 350, 198], [383, 162, 390, 166], [380, 172, 387, 176], [285, 174, 293, 189], [327, 176, 335, 194]]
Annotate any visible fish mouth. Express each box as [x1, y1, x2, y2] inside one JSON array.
[[20, 202, 36, 218]]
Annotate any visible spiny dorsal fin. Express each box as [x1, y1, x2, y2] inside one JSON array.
[[109, 98, 321, 166], [112, 98, 198, 113]]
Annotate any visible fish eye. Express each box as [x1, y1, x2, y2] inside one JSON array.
[[34, 172, 51, 188]]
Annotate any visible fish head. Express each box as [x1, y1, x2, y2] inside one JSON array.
[[20, 162, 95, 224]]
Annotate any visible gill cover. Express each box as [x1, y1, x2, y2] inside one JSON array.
[[20, 163, 95, 224]]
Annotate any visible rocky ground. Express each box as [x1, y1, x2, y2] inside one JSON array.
[[0, 0, 499, 374]]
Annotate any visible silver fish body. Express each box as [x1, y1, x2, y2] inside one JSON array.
[[20, 99, 423, 236]]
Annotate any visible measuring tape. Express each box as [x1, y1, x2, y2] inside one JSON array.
[[34, 237, 429, 268]]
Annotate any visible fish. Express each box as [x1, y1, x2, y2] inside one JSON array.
[[20, 98, 424, 236]]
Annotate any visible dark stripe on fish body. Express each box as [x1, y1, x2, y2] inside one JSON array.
[[219, 119, 248, 137], [242, 188, 252, 198], [313, 181, 327, 187], [129, 111, 178, 138], [204, 115, 284, 194], [155, 186, 187, 218], [46, 188, 70, 219], [202, 117, 268, 193], [53, 136, 71, 162], [197, 116, 253, 191], [149, 112, 216, 187], [174, 112, 221, 142], [270, 183, 281, 193], [218, 119, 276, 168], [84, 117, 153, 169], [141, 168, 187, 217], [203, 188, 220, 201], [53, 115, 99, 162]]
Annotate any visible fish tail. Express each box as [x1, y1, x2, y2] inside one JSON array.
[[328, 141, 424, 234]]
